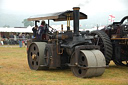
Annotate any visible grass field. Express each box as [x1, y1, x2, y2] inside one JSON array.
[[0, 46, 128, 85]]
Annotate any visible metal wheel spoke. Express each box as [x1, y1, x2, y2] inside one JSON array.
[[34, 61, 38, 67], [96, 37, 100, 45]]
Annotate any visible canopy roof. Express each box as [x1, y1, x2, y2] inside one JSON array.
[[27, 10, 87, 21]]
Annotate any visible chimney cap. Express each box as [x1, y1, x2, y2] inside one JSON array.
[[73, 7, 80, 10]]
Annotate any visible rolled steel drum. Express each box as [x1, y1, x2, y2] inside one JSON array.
[[71, 50, 106, 78]]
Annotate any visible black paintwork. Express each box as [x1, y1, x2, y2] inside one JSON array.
[[103, 16, 128, 66]]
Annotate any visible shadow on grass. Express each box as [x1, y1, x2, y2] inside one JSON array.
[[36, 65, 128, 73], [37, 67, 71, 73]]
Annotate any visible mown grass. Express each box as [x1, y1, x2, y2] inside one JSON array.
[[0, 46, 128, 85]]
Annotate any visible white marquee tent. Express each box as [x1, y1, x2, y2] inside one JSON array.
[[0, 25, 105, 33], [0, 26, 33, 33]]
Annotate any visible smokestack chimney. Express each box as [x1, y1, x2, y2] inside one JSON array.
[[73, 7, 80, 35]]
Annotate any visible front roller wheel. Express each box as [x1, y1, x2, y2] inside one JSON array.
[[27, 42, 48, 70], [70, 50, 106, 78]]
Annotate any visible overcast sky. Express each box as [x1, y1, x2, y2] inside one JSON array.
[[0, 0, 128, 27]]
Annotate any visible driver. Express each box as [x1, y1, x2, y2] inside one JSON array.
[[37, 21, 49, 40]]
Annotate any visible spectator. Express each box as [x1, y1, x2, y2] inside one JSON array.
[[26, 34, 30, 39], [19, 33, 22, 48], [14, 34, 17, 45], [22, 34, 26, 47], [7, 37, 10, 45], [9, 33, 14, 45], [0, 37, 4, 45], [3, 35, 6, 38], [2, 35, 6, 44]]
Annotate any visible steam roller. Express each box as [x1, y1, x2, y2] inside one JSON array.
[[27, 42, 106, 78], [27, 7, 107, 78], [71, 50, 106, 78]]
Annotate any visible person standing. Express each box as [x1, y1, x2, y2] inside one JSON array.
[[22, 34, 26, 47], [26, 33, 30, 39], [10, 33, 14, 45], [19, 33, 22, 48], [0, 37, 4, 45], [14, 34, 17, 45]]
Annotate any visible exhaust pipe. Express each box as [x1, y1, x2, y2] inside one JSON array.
[[73, 7, 80, 35]]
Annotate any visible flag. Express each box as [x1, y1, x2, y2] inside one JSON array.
[[109, 15, 115, 23]]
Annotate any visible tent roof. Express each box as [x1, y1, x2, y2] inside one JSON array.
[[27, 10, 87, 21], [0, 27, 33, 33]]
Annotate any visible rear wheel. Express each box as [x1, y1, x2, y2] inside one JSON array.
[[91, 30, 113, 65], [27, 42, 48, 70]]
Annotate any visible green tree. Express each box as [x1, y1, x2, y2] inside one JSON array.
[[22, 19, 34, 27]]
